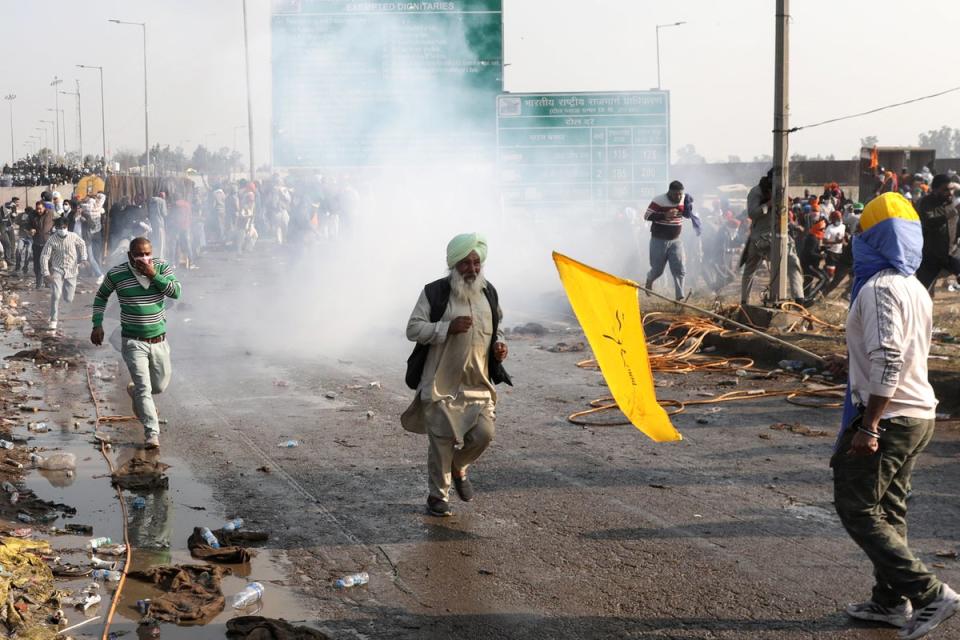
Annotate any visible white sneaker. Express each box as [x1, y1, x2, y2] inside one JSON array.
[[48, 320, 57, 330], [846, 600, 913, 628], [899, 584, 960, 639], [144, 433, 160, 449]]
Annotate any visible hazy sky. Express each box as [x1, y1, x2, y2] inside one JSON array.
[[4, 0, 960, 168]]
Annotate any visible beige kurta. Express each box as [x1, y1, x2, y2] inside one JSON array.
[[401, 286, 504, 442]]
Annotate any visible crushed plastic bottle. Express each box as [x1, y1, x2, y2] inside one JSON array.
[[777, 359, 805, 371], [86, 536, 112, 550], [90, 557, 117, 570], [27, 422, 49, 433], [229, 582, 264, 609], [16, 513, 32, 523], [0, 440, 14, 450], [277, 440, 300, 448], [30, 452, 76, 470], [334, 572, 370, 589], [91, 569, 121, 582], [200, 527, 220, 548], [222, 518, 243, 532]]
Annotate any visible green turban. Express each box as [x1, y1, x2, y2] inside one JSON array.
[[446, 232, 488, 268]]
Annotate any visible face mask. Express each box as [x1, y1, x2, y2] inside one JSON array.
[[56, 228, 67, 237]]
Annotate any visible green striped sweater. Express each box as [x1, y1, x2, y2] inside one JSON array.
[[92, 259, 181, 338]]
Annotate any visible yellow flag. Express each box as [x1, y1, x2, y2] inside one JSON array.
[[553, 252, 681, 442]]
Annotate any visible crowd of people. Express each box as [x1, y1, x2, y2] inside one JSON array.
[[1, 154, 108, 187], [637, 167, 960, 305], [0, 172, 364, 330]]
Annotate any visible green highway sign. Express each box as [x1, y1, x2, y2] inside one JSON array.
[[272, 0, 502, 168], [497, 91, 670, 214]]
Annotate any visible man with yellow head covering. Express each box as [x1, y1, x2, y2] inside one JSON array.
[[832, 193, 958, 639], [401, 233, 512, 517]]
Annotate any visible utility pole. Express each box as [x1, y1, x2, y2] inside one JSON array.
[[108, 20, 149, 175], [769, 0, 790, 302], [242, 0, 256, 181]]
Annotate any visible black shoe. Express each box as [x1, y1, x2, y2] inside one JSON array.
[[453, 475, 474, 502], [426, 496, 452, 517]]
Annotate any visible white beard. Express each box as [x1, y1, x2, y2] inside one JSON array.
[[449, 269, 486, 304]]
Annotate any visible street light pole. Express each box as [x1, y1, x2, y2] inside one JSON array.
[[3, 94, 14, 165], [50, 76, 63, 155], [770, 0, 791, 302], [60, 81, 83, 162], [242, 0, 256, 181], [655, 21, 686, 90], [34, 127, 48, 151], [77, 65, 107, 163], [108, 20, 149, 175]]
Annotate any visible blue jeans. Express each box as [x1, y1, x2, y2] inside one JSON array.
[[647, 236, 686, 299]]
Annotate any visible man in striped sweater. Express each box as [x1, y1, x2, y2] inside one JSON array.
[[644, 180, 700, 300], [40, 217, 88, 331], [91, 237, 181, 449]]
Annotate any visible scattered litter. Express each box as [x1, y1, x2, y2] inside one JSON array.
[[64, 524, 93, 535], [324, 392, 337, 399], [273, 380, 289, 388], [112, 457, 170, 490], [700, 346, 717, 353], [226, 616, 332, 639], [256, 465, 271, 473], [511, 322, 547, 336], [695, 417, 712, 425], [277, 440, 300, 448], [735, 369, 748, 377], [769, 423, 831, 437], [96, 544, 128, 556], [547, 341, 586, 353], [230, 582, 266, 608], [477, 568, 495, 576], [758, 433, 772, 440], [934, 550, 959, 559], [86, 537, 112, 550], [334, 572, 369, 589], [778, 359, 806, 371], [30, 451, 76, 470], [648, 484, 668, 489], [132, 496, 147, 510], [128, 564, 228, 624], [365, 410, 375, 420], [716, 379, 738, 387]]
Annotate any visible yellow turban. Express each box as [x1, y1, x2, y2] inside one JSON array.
[[446, 232, 488, 268]]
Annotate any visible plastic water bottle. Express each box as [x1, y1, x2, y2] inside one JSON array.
[[222, 518, 243, 532], [86, 537, 111, 550], [334, 572, 369, 589], [0, 439, 14, 450], [91, 569, 121, 582], [229, 582, 264, 609], [200, 527, 220, 548], [90, 557, 117, 570], [277, 440, 299, 448]]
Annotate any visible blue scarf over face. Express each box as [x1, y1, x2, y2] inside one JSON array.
[[837, 192, 923, 446]]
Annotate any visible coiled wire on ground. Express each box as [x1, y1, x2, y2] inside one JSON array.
[[568, 312, 843, 426]]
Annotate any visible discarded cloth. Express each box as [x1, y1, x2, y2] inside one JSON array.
[[187, 527, 267, 564], [0, 537, 59, 639], [226, 616, 332, 640], [111, 457, 170, 490], [128, 563, 228, 624]]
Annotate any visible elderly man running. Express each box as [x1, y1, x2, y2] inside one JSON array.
[[402, 233, 512, 517]]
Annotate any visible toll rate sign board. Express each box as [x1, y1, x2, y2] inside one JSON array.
[[497, 92, 670, 217]]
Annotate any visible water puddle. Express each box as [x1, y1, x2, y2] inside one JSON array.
[[7, 346, 319, 638]]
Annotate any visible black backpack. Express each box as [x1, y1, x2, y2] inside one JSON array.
[[405, 278, 513, 390]]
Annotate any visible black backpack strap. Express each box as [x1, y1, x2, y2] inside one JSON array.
[[483, 282, 513, 387]]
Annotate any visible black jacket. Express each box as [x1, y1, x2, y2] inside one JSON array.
[[405, 277, 513, 390]]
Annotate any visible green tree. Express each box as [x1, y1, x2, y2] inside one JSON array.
[[860, 135, 879, 148], [917, 126, 960, 157], [675, 144, 706, 164]]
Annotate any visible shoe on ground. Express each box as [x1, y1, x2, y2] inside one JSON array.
[[426, 496, 452, 517], [846, 600, 913, 628], [452, 474, 474, 502], [48, 320, 57, 330], [899, 584, 960, 639], [144, 433, 160, 450]]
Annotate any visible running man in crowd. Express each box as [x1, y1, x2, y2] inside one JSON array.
[[91, 237, 181, 450], [643, 180, 700, 300], [40, 217, 87, 331]]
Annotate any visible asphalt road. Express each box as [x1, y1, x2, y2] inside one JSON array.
[[56, 242, 960, 639]]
